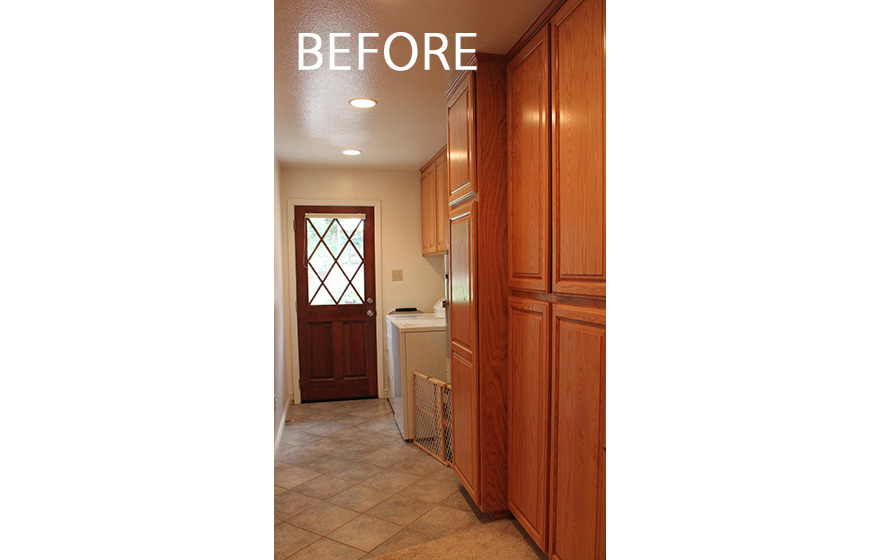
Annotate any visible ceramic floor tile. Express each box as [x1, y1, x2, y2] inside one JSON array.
[[304, 454, 353, 474], [276, 446, 320, 466], [293, 474, 354, 500], [288, 538, 366, 560], [358, 447, 409, 468], [333, 461, 385, 482], [392, 456, 443, 476], [275, 522, 320, 560], [407, 504, 481, 538], [328, 484, 392, 513], [440, 488, 480, 513], [275, 485, 288, 496], [360, 470, 421, 493], [275, 490, 323, 521], [397, 477, 460, 503], [364, 494, 435, 526], [326, 515, 403, 552], [366, 527, 436, 557], [288, 501, 360, 535], [275, 464, 323, 489]]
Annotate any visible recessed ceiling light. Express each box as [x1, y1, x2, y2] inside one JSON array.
[[349, 98, 377, 108], [343, 149, 362, 156]]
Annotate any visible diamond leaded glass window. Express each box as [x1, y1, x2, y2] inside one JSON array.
[[305, 214, 365, 305]]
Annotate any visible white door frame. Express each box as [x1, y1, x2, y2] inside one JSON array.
[[285, 198, 384, 404]]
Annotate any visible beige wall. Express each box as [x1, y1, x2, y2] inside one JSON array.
[[274, 158, 287, 444], [279, 166, 446, 401]]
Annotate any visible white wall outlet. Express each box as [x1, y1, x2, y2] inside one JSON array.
[[391, 269, 403, 281]]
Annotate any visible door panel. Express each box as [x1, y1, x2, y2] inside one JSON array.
[[449, 200, 477, 358], [508, 297, 551, 550], [294, 206, 378, 402], [421, 166, 437, 255], [451, 349, 479, 499], [508, 26, 551, 293], [447, 74, 475, 204], [552, 0, 605, 297], [436, 154, 449, 252], [550, 304, 605, 560]]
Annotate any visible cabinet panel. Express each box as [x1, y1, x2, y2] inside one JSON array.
[[550, 304, 605, 560], [449, 200, 476, 357], [421, 166, 437, 255], [451, 349, 479, 498], [508, 26, 551, 293], [552, 0, 605, 297], [447, 74, 476, 204], [508, 297, 551, 550], [436, 153, 449, 252]]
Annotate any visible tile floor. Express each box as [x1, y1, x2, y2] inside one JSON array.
[[274, 398, 494, 560]]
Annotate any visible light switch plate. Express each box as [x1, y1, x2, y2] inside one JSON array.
[[391, 269, 403, 281]]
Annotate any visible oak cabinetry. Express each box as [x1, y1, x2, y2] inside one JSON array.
[[550, 305, 605, 560], [420, 147, 448, 256], [446, 75, 475, 205], [435, 153, 448, 252], [446, 53, 509, 515], [507, 296, 551, 548], [508, 26, 551, 293], [505, 0, 605, 557], [420, 164, 437, 255], [551, 0, 605, 297]]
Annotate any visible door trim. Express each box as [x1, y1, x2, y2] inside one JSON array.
[[285, 198, 384, 404]]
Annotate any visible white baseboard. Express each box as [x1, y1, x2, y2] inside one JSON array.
[[274, 399, 290, 458]]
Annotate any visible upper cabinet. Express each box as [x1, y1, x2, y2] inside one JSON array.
[[435, 153, 449, 252], [508, 26, 551, 293], [421, 163, 438, 255], [447, 75, 475, 205], [420, 147, 448, 256], [552, 0, 606, 297]]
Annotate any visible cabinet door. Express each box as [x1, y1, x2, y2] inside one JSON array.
[[421, 165, 437, 255], [449, 199, 480, 500], [447, 73, 476, 205], [435, 153, 449, 252], [551, 0, 605, 297], [508, 26, 550, 293], [550, 304, 605, 560], [508, 297, 551, 551]]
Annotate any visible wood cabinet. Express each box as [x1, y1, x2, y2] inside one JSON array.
[[447, 75, 475, 205], [551, 0, 605, 297], [446, 53, 509, 515], [508, 26, 551, 293], [505, 0, 605, 557], [550, 305, 605, 560], [420, 164, 437, 255], [420, 147, 448, 256], [508, 296, 551, 548], [435, 153, 448, 252]]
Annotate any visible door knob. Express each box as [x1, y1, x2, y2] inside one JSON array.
[[367, 297, 374, 304], [366, 310, 374, 317]]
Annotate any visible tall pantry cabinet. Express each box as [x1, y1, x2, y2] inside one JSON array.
[[506, 0, 605, 558], [445, 53, 510, 515]]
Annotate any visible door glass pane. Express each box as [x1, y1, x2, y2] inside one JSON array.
[[305, 215, 366, 305]]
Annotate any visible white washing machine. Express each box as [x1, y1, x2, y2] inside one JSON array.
[[386, 312, 448, 440]]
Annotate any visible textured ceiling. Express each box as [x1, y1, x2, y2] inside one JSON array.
[[275, 0, 549, 169]]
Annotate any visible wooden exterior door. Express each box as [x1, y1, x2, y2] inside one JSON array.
[[294, 206, 378, 402]]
